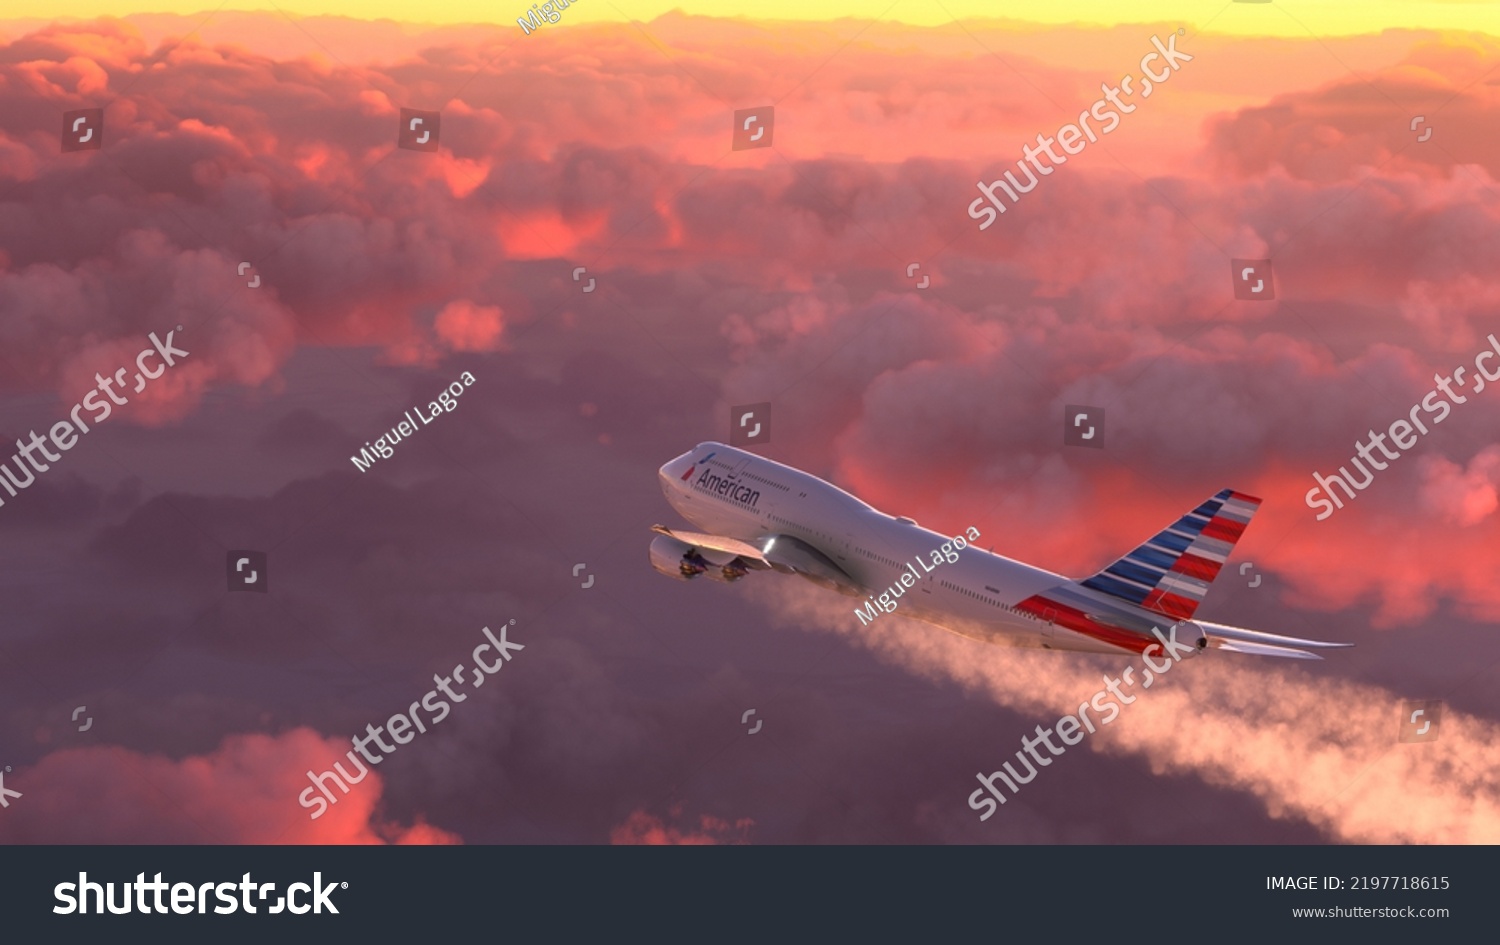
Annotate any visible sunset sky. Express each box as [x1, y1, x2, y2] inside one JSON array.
[[13, 1, 1500, 35], [0, 3, 1497, 845]]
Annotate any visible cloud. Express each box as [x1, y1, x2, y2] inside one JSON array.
[[610, 805, 754, 845], [2, 12, 1499, 844], [1204, 37, 1500, 183], [1418, 446, 1500, 526], [434, 299, 506, 353], [0, 728, 461, 844]]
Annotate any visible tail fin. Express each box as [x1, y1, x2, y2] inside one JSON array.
[[1080, 489, 1261, 621]]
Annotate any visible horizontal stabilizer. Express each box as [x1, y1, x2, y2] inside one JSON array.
[[1212, 639, 1325, 660], [1196, 619, 1354, 651]]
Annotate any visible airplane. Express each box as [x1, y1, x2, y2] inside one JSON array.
[[651, 442, 1351, 660]]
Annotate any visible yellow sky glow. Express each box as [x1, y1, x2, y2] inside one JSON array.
[[4, 1, 1498, 37]]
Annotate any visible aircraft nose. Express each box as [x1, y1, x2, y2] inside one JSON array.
[[659, 451, 692, 487], [660, 445, 719, 491]]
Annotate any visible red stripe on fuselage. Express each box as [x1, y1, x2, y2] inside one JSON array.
[[1142, 589, 1197, 620], [1015, 595, 1156, 654]]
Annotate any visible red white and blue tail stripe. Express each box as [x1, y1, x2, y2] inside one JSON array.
[[1010, 488, 1347, 657], [1079, 489, 1261, 621]]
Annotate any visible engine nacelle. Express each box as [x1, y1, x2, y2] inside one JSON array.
[[650, 534, 707, 581], [649, 534, 751, 582]]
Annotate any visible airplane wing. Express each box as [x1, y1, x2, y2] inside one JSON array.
[[650, 525, 864, 595], [650, 525, 770, 566]]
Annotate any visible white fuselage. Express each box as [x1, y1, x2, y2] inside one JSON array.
[[657, 442, 1124, 653]]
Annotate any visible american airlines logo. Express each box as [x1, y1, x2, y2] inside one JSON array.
[[692, 467, 761, 509], [680, 451, 714, 480]]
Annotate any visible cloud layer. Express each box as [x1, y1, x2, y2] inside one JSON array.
[[0, 12, 1497, 843]]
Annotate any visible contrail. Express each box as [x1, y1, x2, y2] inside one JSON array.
[[764, 583, 1500, 843]]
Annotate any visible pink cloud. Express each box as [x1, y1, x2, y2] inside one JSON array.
[[610, 805, 754, 845], [0, 728, 461, 844], [1419, 446, 1500, 527], [434, 299, 506, 353]]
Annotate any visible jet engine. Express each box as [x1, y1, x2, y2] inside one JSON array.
[[649, 534, 750, 582]]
